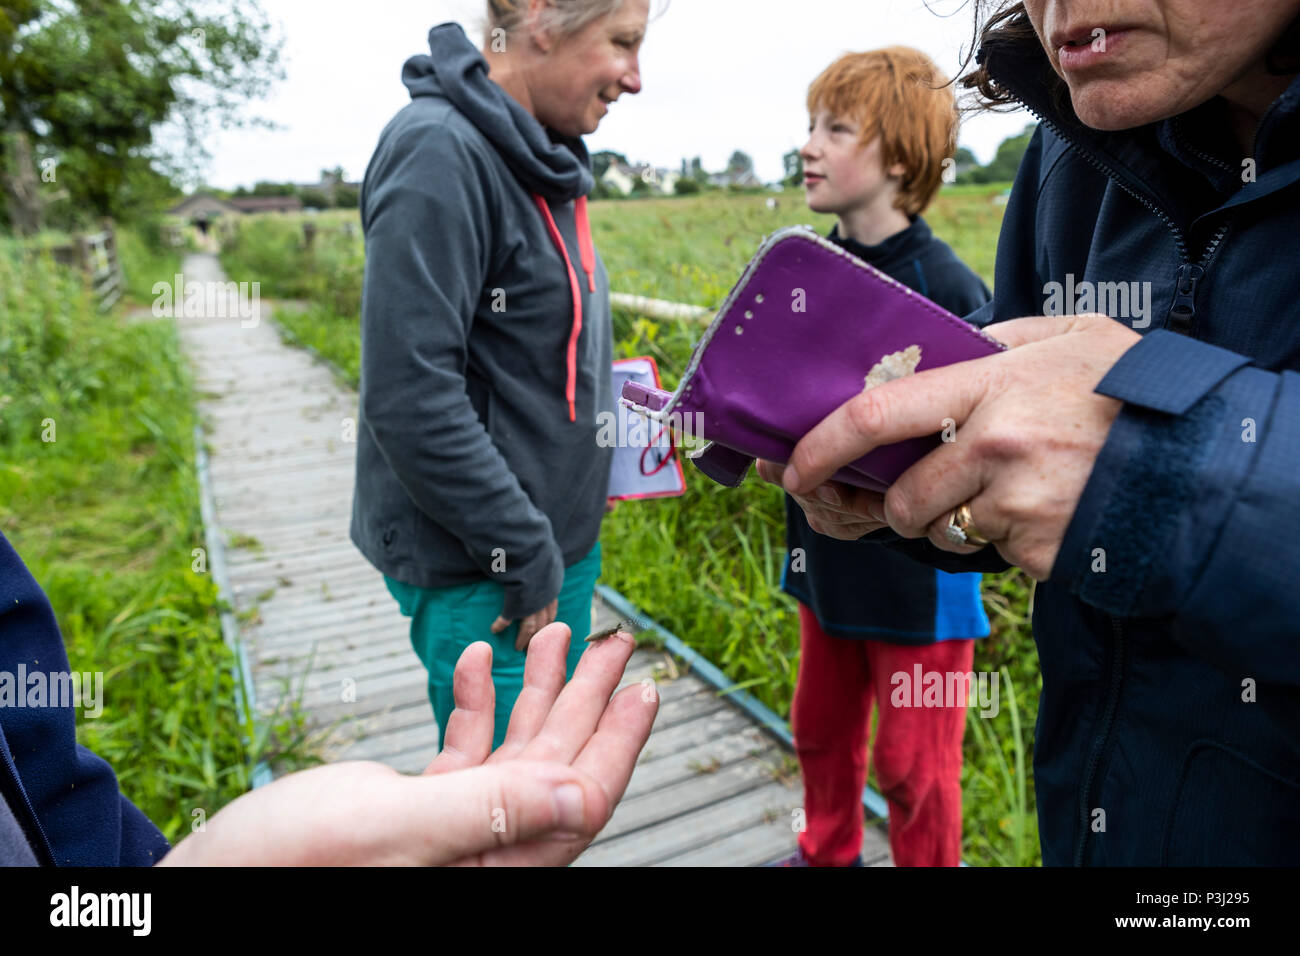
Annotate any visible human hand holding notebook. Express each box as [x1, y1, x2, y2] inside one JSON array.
[[619, 226, 1005, 493]]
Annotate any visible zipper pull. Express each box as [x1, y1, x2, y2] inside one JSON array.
[[1166, 263, 1204, 335]]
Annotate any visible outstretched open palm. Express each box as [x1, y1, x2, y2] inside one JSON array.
[[159, 623, 657, 866]]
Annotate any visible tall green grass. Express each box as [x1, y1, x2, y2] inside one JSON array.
[[217, 187, 1041, 865], [219, 211, 364, 315], [0, 232, 311, 844]]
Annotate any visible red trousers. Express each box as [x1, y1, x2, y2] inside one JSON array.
[[792, 603, 972, 866]]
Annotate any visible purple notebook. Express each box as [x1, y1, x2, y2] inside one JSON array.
[[619, 226, 1005, 492]]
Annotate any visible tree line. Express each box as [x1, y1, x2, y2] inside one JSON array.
[[591, 123, 1035, 201], [0, 0, 282, 235]]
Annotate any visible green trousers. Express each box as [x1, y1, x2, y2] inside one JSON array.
[[384, 542, 601, 751]]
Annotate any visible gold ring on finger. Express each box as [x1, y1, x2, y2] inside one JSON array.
[[944, 502, 991, 548]]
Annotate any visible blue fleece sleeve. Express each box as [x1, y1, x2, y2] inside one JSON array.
[[359, 117, 565, 619], [1051, 330, 1300, 685]]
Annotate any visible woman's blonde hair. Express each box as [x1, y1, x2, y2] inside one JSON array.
[[486, 0, 626, 43]]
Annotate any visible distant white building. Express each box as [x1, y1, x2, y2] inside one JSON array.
[[601, 162, 637, 196], [708, 168, 764, 189], [601, 161, 679, 196]]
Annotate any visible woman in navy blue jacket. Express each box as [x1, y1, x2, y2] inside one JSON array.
[[767, 0, 1300, 865]]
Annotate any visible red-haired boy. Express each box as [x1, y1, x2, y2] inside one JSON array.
[[770, 47, 991, 867]]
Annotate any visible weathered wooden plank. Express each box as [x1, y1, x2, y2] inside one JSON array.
[[289, 682, 430, 728], [248, 593, 391, 633], [214, 482, 353, 512], [574, 779, 802, 866], [256, 663, 428, 713], [614, 652, 673, 689], [594, 745, 783, 841], [248, 620, 396, 658], [232, 576, 385, 609], [662, 811, 893, 868], [659, 820, 800, 867], [204, 433, 338, 458], [214, 475, 348, 501], [216, 510, 355, 541], [251, 631, 409, 667], [254, 685, 429, 732], [217, 509, 355, 539], [632, 708, 754, 765], [253, 651, 419, 698], [644, 683, 730, 728], [232, 568, 392, 608], [334, 720, 439, 762], [233, 553, 374, 579], [254, 643, 418, 692], [206, 448, 348, 470], [330, 699, 433, 741], [622, 725, 772, 800], [225, 541, 366, 572]]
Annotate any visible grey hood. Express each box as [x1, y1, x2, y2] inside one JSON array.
[[353, 20, 613, 622], [401, 22, 594, 202]]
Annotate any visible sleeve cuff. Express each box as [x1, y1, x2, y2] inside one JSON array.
[[962, 299, 996, 329], [1095, 329, 1251, 414], [1053, 348, 1275, 617], [501, 544, 566, 621]]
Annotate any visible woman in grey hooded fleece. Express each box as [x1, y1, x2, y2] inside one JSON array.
[[351, 2, 648, 748]]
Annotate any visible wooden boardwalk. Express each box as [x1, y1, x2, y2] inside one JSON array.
[[176, 252, 891, 866]]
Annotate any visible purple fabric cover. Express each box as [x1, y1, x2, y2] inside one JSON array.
[[620, 227, 1005, 492]]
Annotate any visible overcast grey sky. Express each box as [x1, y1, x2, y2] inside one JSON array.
[[199, 0, 1032, 189]]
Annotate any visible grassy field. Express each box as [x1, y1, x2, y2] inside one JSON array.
[[0, 230, 312, 846], [219, 186, 1042, 866], [590, 184, 1004, 307]]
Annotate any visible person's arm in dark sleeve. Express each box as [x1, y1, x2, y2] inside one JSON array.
[[0, 532, 170, 866], [863, 527, 1014, 573], [1049, 331, 1300, 685], [359, 122, 563, 619]]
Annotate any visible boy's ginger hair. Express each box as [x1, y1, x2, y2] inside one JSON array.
[[807, 47, 959, 217]]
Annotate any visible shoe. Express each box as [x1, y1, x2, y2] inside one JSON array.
[[764, 848, 811, 866], [763, 847, 865, 867]]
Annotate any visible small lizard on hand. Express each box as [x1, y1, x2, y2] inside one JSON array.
[[585, 619, 637, 643]]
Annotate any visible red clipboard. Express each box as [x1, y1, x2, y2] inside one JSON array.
[[607, 356, 687, 502]]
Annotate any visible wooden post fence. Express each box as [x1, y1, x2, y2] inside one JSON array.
[[50, 221, 125, 312]]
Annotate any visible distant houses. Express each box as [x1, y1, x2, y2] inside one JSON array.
[[600, 162, 637, 195], [229, 196, 304, 214], [167, 171, 361, 223], [599, 161, 681, 197], [707, 168, 763, 189], [171, 156, 775, 220], [167, 193, 238, 222], [587, 149, 783, 199], [168, 192, 302, 222]]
